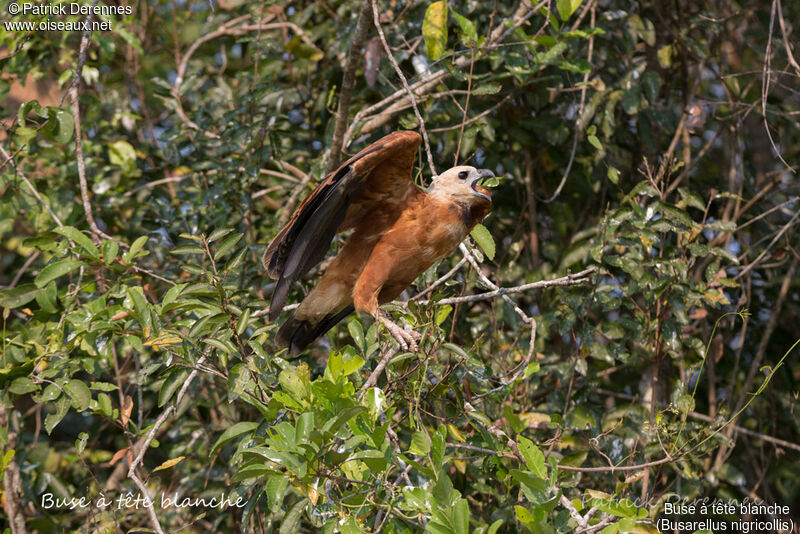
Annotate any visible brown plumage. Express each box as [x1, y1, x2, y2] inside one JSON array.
[[264, 130, 493, 354]]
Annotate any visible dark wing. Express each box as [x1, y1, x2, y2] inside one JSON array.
[[263, 130, 421, 320]]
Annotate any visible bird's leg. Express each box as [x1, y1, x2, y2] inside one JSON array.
[[376, 310, 421, 352]]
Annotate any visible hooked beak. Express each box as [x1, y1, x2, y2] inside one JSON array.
[[470, 169, 494, 201]]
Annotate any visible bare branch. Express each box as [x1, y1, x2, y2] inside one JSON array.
[[761, 0, 796, 173], [360, 347, 399, 394], [126, 355, 207, 534], [418, 267, 595, 305], [345, 0, 539, 146], [69, 0, 120, 246], [326, 0, 374, 173], [370, 0, 437, 176]]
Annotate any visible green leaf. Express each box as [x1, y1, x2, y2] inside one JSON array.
[[108, 140, 137, 174], [102, 240, 119, 265], [76, 432, 88, 453], [159, 370, 189, 407], [124, 236, 148, 263], [621, 86, 642, 115], [35, 259, 83, 288], [517, 436, 547, 479], [211, 421, 260, 456], [203, 338, 236, 354], [96, 393, 112, 416], [278, 498, 308, 534], [472, 82, 502, 96], [53, 226, 100, 259], [320, 405, 367, 434], [435, 304, 453, 326], [9, 377, 37, 395], [470, 223, 496, 260], [115, 27, 143, 54], [236, 307, 251, 336], [327, 351, 365, 381], [607, 167, 620, 185], [214, 233, 243, 260], [170, 244, 204, 255], [423, 1, 448, 61], [558, 58, 591, 73], [451, 10, 477, 44], [208, 227, 234, 243], [364, 387, 387, 422], [89, 382, 119, 391], [590, 498, 638, 519], [0, 284, 40, 309], [15, 126, 37, 145], [588, 134, 603, 150], [40, 107, 74, 144], [409, 431, 431, 456], [18, 99, 44, 125], [126, 286, 148, 319], [266, 475, 290, 513], [642, 71, 662, 102], [162, 283, 187, 307], [347, 318, 365, 350], [45, 396, 70, 434], [557, 0, 583, 21], [64, 379, 92, 411]]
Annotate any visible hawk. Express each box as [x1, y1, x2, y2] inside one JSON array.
[[264, 131, 493, 353]]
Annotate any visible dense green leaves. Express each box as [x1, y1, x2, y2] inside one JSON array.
[[1, 0, 797, 532]]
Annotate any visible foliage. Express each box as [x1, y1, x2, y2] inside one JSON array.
[[1, 0, 799, 532]]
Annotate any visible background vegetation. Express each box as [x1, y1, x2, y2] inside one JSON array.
[[1, 0, 798, 532]]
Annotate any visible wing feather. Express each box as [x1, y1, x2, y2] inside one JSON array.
[[264, 130, 421, 320]]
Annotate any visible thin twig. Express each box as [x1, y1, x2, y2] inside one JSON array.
[[126, 354, 207, 534], [360, 347, 399, 394], [370, 0, 436, 176], [419, 267, 595, 305], [775, 0, 800, 76], [454, 46, 475, 166], [0, 145, 64, 227], [560, 495, 589, 530], [69, 0, 119, 246], [475, 315, 537, 398], [326, 0, 374, 173], [735, 208, 800, 279], [459, 242, 530, 322], [761, 0, 796, 173], [171, 18, 316, 138], [344, 0, 538, 146], [445, 442, 675, 472], [544, 3, 593, 202], [411, 257, 468, 300]]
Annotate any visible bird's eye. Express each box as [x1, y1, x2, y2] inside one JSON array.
[[458, 171, 469, 180]]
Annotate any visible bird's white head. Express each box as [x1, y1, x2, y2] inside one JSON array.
[[428, 166, 493, 202]]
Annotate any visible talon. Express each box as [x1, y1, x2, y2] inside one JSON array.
[[378, 312, 420, 352]]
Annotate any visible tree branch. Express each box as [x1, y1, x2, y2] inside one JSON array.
[[325, 0, 374, 173], [370, 0, 437, 176]]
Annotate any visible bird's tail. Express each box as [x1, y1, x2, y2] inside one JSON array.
[[276, 305, 355, 355]]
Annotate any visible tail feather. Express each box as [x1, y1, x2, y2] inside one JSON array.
[[276, 306, 355, 354]]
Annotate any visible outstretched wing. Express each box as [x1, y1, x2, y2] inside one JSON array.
[[263, 130, 421, 320]]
